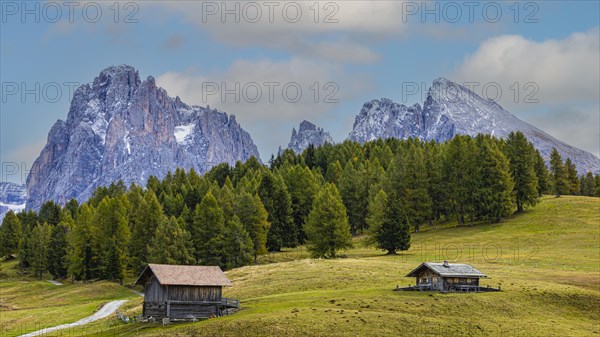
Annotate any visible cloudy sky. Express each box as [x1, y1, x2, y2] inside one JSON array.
[[1, 1, 599, 183]]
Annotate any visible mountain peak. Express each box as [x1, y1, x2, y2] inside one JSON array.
[[286, 120, 333, 154], [26, 65, 260, 210]]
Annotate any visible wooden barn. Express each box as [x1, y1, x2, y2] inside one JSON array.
[[402, 261, 497, 292], [135, 264, 238, 320]]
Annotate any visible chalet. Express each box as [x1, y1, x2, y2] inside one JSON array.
[[403, 261, 496, 292], [135, 264, 238, 320]]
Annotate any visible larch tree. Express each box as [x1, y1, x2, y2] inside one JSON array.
[[505, 131, 539, 212], [304, 183, 352, 258], [147, 216, 195, 265], [550, 148, 568, 197]]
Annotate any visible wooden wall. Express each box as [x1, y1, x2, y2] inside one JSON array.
[[142, 274, 224, 319]]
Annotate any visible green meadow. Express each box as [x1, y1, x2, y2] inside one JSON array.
[[1, 196, 598, 336]]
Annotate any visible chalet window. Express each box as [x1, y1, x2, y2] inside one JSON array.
[[420, 277, 428, 283]]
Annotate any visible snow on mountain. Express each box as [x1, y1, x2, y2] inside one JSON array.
[[0, 182, 26, 222], [26, 65, 260, 210], [285, 120, 334, 154], [349, 77, 599, 174]]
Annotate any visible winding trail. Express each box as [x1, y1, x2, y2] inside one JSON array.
[[18, 300, 128, 337]]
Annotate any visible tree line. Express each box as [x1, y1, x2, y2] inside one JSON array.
[[1, 132, 598, 282]]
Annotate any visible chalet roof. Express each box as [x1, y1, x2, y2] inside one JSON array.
[[135, 264, 233, 287], [406, 262, 487, 278]]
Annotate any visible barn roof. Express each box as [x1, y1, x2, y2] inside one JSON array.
[[135, 264, 233, 287], [406, 262, 487, 278]]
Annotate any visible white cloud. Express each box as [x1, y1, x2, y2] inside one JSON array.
[[453, 29, 600, 156], [147, 1, 409, 64], [156, 58, 373, 158], [453, 29, 600, 107]]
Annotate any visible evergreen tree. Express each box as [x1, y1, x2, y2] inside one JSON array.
[[401, 144, 432, 232], [443, 136, 477, 224], [281, 165, 319, 243], [29, 223, 52, 279], [95, 196, 130, 282], [304, 183, 352, 258], [147, 216, 195, 265], [368, 192, 410, 255], [222, 215, 253, 269], [339, 160, 368, 235], [67, 204, 97, 281], [325, 160, 343, 184], [0, 210, 21, 257], [235, 192, 271, 263], [564, 158, 580, 195], [534, 150, 550, 196], [129, 190, 164, 274], [192, 191, 226, 266], [505, 131, 539, 212], [48, 215, 72, 279], [550, 148, 568, 197], [580, 172, 597, 196], [474, 137, 515, 222], [365, 189, 387, 247], [38, 200, 61, 226], [258, 171, 296, 251]]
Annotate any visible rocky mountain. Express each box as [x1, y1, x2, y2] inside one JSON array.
[[285, 120, 334, 154], [0, 182, 26, 222], [348, 77, 599, 174], [26, 65, 260, 210]]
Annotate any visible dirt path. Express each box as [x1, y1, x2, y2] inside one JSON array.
[[18, 300, 128, 337]]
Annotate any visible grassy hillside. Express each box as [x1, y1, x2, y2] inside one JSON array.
[[1, 196, 598, 336]]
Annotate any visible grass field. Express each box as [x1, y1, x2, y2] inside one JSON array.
[[1, 196, 598, 336]]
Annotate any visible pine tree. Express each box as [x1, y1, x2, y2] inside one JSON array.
[[48, 215, 72, 279], [147, 216, 195, 265], [38, 200, 61, 226], [304, 183, 352, 258], [443, 136, 477, 224], [365, 189, 387, 247], [369, 192, 410, 255], [534, 150, 550, 196], [564, 158, 580, 195], [235, 192, 271, 263], [580, 172, 597, 196], [67, 204, 97, 281], [95, 196, 130, 282], [0, 210, 21, 257], [258, 171, 296, 251], [339, 160, 368, 235], [550, 148, 568, 197], [401, 144, 432, 232], [281, 165, 319, 243], [222, 215, 253, 269], [30, 223, 52, 279], [505, 131, 539, 212], [192, 191, 226, 266], [474, 137, 515, 222], [129, 190, 164, 274]]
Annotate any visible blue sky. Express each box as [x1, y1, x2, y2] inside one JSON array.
[[1, 1, 599, 183]]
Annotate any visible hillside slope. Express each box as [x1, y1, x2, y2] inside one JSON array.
[[34, 196, 598, 337]]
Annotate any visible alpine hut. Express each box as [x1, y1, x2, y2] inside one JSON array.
[[135, 264, 237, 320], [403, 261, 495, 292]]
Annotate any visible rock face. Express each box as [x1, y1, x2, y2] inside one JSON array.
[[286, 120, 334, 154], [0, 182, 26, 222], [349, 77, 599, 174], [26, 65, 260, 210]]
